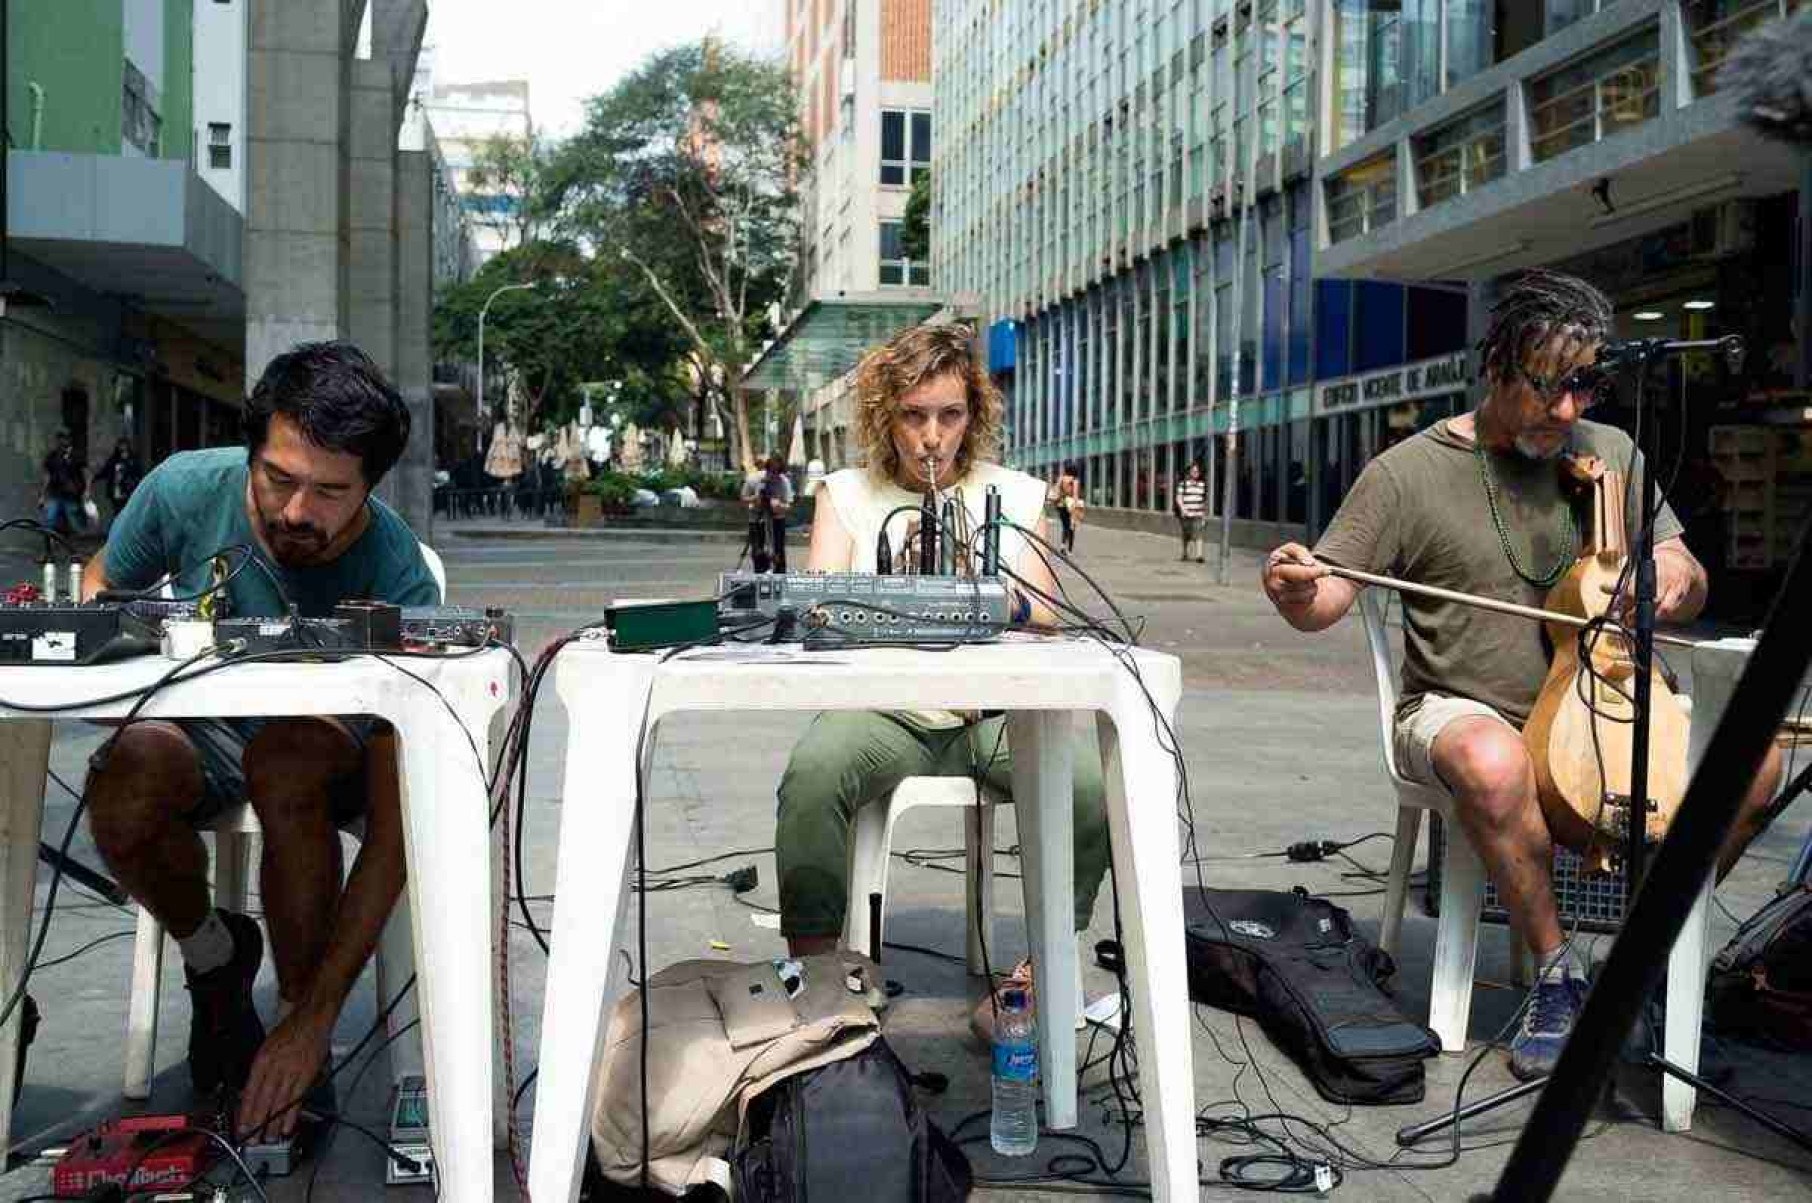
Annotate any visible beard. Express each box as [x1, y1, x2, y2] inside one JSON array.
[[259, 514, 335, 566], [1513, 433, 1567, 461]]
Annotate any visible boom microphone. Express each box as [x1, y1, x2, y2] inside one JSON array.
[[1595, 335, 1746, 374], [1718, 9, 1812, 146]]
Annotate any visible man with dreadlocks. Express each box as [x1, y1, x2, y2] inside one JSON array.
[[1260, 269, 1781, 1080]]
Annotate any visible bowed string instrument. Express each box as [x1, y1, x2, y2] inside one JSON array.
[[1315, 453, 1694, 869]]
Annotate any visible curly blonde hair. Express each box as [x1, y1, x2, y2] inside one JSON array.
[[852, 322, 1004, 483]]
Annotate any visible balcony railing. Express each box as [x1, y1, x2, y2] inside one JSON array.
[[1686, 0, 1805, 97], [1414, 99, 1507, 209], [1528, 28, 1661, 163]]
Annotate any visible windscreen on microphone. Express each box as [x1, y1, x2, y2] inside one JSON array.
[[1719, 9, 1812, 146]]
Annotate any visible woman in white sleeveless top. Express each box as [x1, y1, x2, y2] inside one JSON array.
[[776, 323, 1110, 1041]]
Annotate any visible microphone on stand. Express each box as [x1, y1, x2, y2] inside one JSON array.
[[1595, 335, 1746, 374], [939, 499, 958, 575], [918, 455, 939, 576], [982, 486, 1002, 577]]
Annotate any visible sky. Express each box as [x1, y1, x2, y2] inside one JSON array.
[[424, 0, 783, 141]]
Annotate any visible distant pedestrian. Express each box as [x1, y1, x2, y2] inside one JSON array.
[[38, 428, 90, 534], [94, 436, 144, 527], [1174, 460, 1207, 562], [742, 453, 794, 573], [1052, 462, 1083, 554]]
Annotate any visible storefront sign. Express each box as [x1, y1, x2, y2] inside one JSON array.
[[1315, 353, 1473, 415]]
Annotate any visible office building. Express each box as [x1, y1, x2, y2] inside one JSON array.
[[744, 0, 940, 466], [2, 1, 441, 535], [1315, 0, 1810, 619], [413, 54, 534, 264], [932, 0, 1469, 542]]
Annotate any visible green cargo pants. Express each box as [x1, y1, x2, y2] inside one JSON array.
[[775, 711, 1111, 941]]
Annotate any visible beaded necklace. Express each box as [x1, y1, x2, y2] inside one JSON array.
[[1472, 433, 1578, 589]]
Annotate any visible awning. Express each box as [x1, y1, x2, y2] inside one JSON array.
[[742, 291, 944, 391]]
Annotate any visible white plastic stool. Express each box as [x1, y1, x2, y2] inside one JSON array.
[[845, 777, 1004, 974], [124, 810, 419, 1099]]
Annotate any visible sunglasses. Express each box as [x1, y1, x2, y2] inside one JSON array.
[[1518, 364, 1614, 409]]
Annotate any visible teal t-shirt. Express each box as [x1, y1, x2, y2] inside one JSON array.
[[104, 446, 439, 618]]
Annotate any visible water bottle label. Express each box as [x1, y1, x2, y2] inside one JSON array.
[[992, 1040, 1037, 1083]]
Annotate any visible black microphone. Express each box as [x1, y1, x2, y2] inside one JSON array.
[[939, 499, 958, 575], [1596, 335, 1746, 374], [982, 486, 1002, 577], [918, 486, 938, 575], [876, 528, 892, 575]]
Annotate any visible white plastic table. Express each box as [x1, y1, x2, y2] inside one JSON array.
[[0, 648, 514, 1202], [528, 633, 1199, 1202]]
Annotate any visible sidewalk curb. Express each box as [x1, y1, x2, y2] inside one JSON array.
[[443, 524, 786, 546]]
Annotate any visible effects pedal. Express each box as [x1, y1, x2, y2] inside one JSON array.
[[214, 614, 361, 655], [386, 1074, 433, 1185], [240, 1130, 302, 1178], [52, 1114, 215, 1197]]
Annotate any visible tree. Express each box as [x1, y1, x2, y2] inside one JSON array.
[[901, 168, 930, 265], [540, 39, 801, 472], [465, 132, 549, 252]]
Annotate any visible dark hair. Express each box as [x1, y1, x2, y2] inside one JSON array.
[[764, 452, 786, 474], [243, 341, 410, 484], [1478, 269, 1615, 386]]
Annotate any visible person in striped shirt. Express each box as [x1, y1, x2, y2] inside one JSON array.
[[1173, 459, 1208, 562]]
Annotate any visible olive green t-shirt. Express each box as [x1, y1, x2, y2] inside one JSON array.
[[1314, 418, 1682, 726]]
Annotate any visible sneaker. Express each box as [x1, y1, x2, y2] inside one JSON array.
[[970, 958, 1034, 1046], [185, 909, 266, 1103], [1508, 971, 1587, 1081]]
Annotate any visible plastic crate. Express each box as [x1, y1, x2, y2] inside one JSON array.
[[1425, 814, 1631, 934]]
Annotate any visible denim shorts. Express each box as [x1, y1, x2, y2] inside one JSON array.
[[177, 716, 388, 826]]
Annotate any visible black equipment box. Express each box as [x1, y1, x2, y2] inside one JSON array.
[[0, 603, 159, 665], [215, 614, 361, 655], [717, 571, 1009, 647], [401, 605, 513, 648]]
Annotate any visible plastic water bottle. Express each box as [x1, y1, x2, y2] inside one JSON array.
[[989, 987, 1038, 1156]]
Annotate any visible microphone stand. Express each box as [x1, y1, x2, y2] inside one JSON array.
[[1397, 336, 1812, 1172]]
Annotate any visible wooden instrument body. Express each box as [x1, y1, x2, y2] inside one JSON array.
[[1520, 457, 1690, 863]]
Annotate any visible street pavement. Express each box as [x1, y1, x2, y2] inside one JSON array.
[[2, 514, 1809, 1200]]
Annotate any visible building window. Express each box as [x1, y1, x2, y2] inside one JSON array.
[[1685, 0, 1787, 98], [1413, 99, 1505, 209], [1528, 26, 1661, 164], [878, 220, 928, 286], [880, 109, 931, 186], [1325, 152, 1396, 244], [207, 122, 232, 170], [122, 59, 161, 156]]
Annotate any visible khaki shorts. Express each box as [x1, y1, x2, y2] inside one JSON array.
[[1391, 692, 1518, 789]]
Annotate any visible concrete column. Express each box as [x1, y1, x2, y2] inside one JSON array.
[[1397, 136, 1418, 218], [1467, 278, 1498, 405], [390, 149, 434, 538], [1506, 79, 1534, 173], [245, 1, 351, 381], [348, 59, 398, 379], [1658, 1, 1691, 113]]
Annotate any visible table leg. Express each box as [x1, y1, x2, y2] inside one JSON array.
[[529, 670, 655, 1203], [0, 720, 50, 1161], [1007, 710, 1077, 1131], [395, 705, 496, 1203], [1098, 696, 1196, 1203]]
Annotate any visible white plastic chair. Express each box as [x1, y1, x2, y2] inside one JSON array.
[[123, 542, 448, 1099], [1360, 589, 1499, 1052], [844, 776, 1005, 975], [1360, 589, 1711, 1120]]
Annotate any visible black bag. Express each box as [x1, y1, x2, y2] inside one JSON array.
[[731, 1037, 971, 1202], [1707, 883, 1812, 1051], [1184, 886, 1438, 1105]]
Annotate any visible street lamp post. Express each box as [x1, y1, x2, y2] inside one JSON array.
[[475, 280, 538, 450]]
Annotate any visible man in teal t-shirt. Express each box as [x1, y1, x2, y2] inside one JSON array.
[[81, 341, 435, 1139]]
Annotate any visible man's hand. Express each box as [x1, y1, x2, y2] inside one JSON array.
[[236, 1008, 333, 1140], [1262, 542, 1327, 610]]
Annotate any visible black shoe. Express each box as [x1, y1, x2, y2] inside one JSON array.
[[185, 909, 266, 1103]]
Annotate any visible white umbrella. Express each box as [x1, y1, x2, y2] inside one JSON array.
[[786, 412, 806, 467]]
